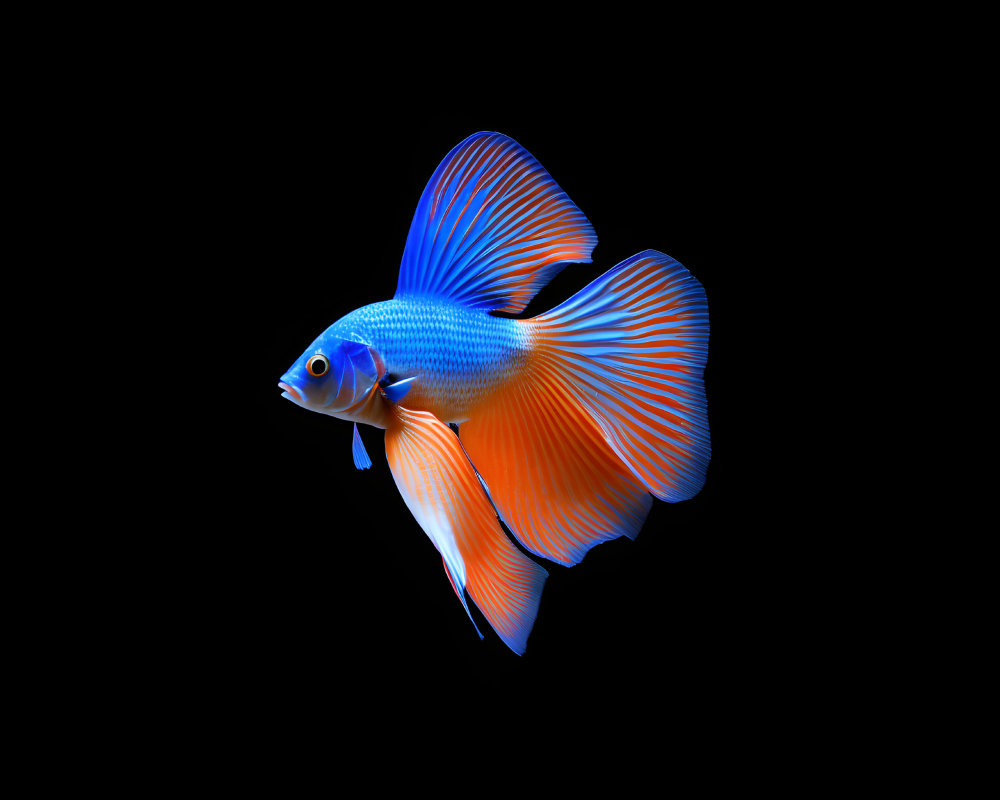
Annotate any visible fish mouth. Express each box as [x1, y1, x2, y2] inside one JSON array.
[[278, 381, 303, 403]]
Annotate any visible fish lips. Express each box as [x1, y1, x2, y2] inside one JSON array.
[[278, 380, 306, 406]]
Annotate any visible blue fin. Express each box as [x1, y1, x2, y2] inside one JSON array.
[[352, 423, 372, 470], [395, 132, 597, 314], [382, 376, 417, 404]]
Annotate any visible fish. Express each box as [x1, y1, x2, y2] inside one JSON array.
[[279, 132, 710, 654]]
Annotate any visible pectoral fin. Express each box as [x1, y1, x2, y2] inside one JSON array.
[[382, 376, 417, 404], [384, 405, 548, 654]]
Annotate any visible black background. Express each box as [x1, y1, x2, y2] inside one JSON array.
[[161, 81, 830, 722], [31, 18, 934, 778]]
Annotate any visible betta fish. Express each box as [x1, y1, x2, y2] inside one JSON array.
[[279, 132, 709, 654]]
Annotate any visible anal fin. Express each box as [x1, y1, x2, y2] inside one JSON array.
[[384, 405, 548, 654]]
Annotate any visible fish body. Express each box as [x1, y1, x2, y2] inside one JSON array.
[[280, 132, 710, 654], [343, 298, 528, 425]]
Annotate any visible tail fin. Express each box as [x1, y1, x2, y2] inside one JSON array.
[[531, 250, 710, 501], [458, 250, 708, 567]]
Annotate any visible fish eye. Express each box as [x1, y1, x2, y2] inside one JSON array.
[[307, 354, 329, 377]]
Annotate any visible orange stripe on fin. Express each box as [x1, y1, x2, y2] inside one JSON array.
[[460, 362, 654, 567], [384, 405, 548, 655]]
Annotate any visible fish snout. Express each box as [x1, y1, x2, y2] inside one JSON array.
[[278, 378, 304, 404]]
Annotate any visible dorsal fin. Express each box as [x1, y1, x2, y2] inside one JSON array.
[[395, 132, 597, 314]]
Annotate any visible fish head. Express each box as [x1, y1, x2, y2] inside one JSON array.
[[279, 332, 384, 417]]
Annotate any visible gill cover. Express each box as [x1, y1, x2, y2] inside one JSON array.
[[325, 339, 383, 412]]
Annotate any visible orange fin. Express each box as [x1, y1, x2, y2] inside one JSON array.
[[384, 405, 548, 654], [460, 369, 654, 567]]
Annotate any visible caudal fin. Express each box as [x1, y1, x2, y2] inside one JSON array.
[[459, 250, 707, 567], [531, 250, 710, 501]]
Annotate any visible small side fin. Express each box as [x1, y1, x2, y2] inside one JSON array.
[[352, 423, 372, 470], [385, 405, 548, 654], [382, 376, 417, 404]]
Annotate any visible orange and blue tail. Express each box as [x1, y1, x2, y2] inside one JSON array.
[[460, 250, 709, 566], [532, 249, 710, 503]]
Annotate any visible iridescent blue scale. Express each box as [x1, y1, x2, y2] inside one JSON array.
[[331, 298, 529, 423]]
